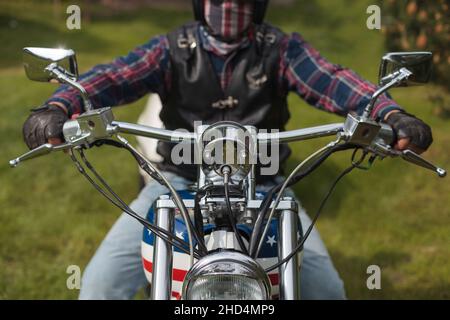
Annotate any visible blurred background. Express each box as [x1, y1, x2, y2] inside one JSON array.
[[0, 0, 449, 299]]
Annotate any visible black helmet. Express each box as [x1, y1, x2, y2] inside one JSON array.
[[192, 0, 269, 25]]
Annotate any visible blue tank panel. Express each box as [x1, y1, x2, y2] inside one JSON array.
[[142, 190, 300, 259]]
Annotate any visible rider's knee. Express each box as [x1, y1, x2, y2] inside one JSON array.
[[78, 266, 135, 300], [300, 252, 347, 300], [300, 274, 346, 300]]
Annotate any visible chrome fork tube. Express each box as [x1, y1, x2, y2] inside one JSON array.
[[150, 206, 174, 300], [278, 208, 300, 300], [247, 165, 256, 200]]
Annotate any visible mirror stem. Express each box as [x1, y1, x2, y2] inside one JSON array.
[[362, 68, 412, 119], [46, 63, 93, 111]]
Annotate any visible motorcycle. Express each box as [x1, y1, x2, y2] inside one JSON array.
[[10, 47, 446, 300]]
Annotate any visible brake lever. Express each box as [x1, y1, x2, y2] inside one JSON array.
[[9, 142, 73, 168], [368, 139, 446, 178], [344, 112, 447, 178], [400, 149, 447, 178]]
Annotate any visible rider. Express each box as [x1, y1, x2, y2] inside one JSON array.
[[22, 0, 432, 299]]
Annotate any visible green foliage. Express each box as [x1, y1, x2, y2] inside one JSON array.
[[382, 0, 450, 91]]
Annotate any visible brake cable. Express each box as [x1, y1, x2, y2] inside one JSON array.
[[252, 141, 350, 258], [263, 146, 368, 272], [223, 167, 249, 255], [72, 149, 201, 257], [77, 145, 202, 257], [115, 135, 207, 266], [249, 144, 345, 257], [69, 148, 203, 259], [264, 163, 356, 272]]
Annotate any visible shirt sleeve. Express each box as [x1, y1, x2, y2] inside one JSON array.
[[46, 35, 171, 116], [280, 33, 403, 120]]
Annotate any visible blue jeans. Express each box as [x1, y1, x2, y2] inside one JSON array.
[[79, 172, 346, 300]]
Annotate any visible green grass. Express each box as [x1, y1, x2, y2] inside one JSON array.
[[0, 0, 449, 299]]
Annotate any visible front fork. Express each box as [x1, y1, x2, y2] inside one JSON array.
[[278, 205, 301, 300], [149, 196, 302, 300], [150, 202, 174, 300]]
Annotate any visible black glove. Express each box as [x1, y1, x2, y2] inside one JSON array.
[[22, 105, 68, 149], [385, 111, 433, 151]]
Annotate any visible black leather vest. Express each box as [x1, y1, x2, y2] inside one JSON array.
[[156, 22, 291, 181]]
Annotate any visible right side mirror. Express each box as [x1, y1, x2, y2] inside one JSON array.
[[378, 52, 433, 87], [23, 47, 79, 83]]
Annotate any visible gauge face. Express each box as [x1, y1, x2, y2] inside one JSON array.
[[203, 137, 250, 176], [201, 122, 255, 179]]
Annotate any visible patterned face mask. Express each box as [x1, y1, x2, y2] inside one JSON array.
[[204, 0, 254, 42]]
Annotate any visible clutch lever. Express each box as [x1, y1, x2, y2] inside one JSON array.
[[9, 112, 103, 168], [9, 142, 74, 167]]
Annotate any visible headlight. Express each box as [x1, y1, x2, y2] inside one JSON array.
[[182, 251, 271, 300]]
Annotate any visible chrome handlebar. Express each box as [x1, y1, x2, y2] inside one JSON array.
[[111, 121, 345, 144], [257, 123, 345, 144], [9, 107, 446, 178], [111, 121, 196, 143]]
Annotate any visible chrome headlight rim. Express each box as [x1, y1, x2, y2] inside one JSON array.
[[182, 250, 271, 300]]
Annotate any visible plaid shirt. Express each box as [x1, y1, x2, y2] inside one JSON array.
[[47, 26, 402, 121]]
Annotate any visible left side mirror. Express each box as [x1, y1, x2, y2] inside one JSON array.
[[378, 52, 433, 87], [23, 47, 79, 82]]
